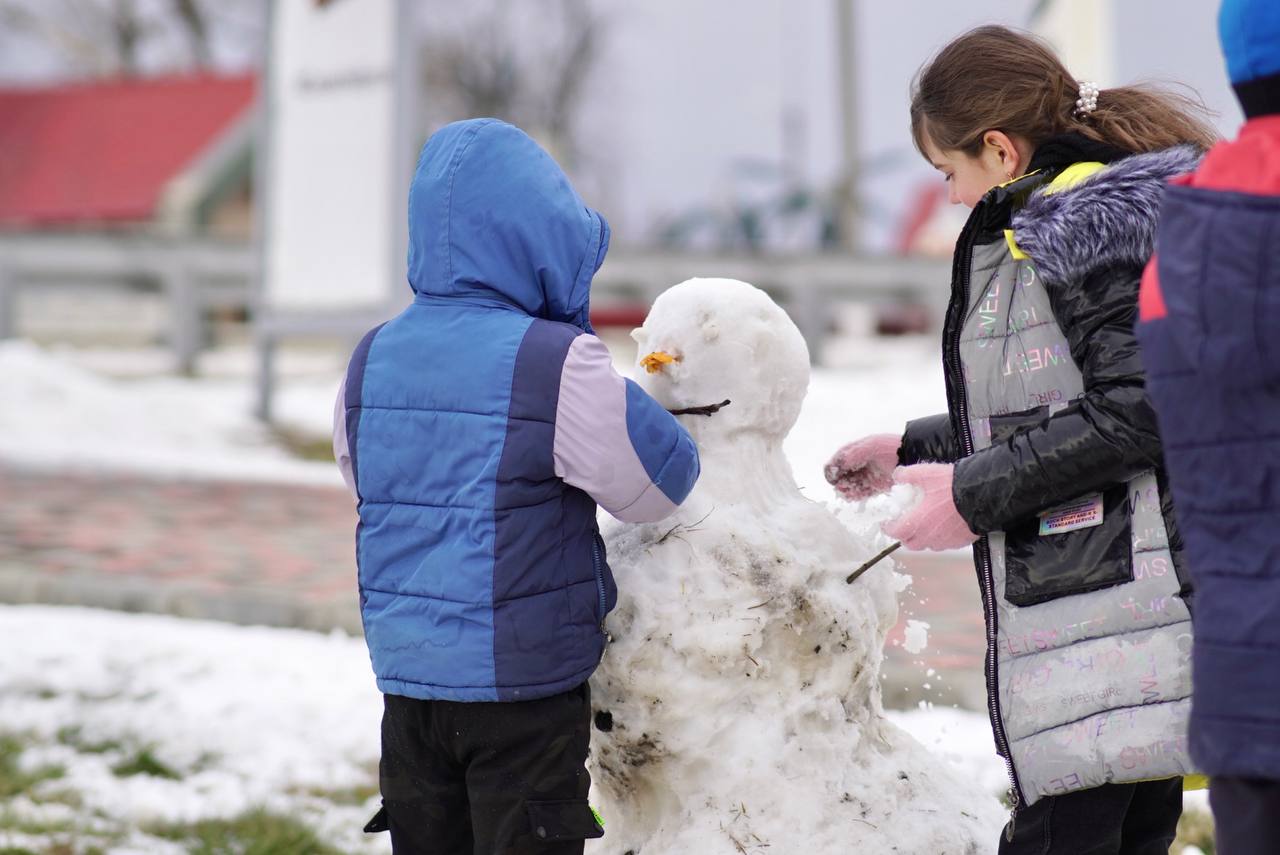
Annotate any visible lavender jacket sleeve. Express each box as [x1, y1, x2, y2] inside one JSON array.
[[554, 334, 699, 523], [333, 376, 357, 500]]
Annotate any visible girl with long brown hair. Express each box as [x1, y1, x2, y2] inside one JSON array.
[[826, 24, 1216, 854]]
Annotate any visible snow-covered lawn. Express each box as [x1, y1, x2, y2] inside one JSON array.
[[0, 341, 345, 486], [0, 339, 1214, 852], [0, 605, 1010, 854]]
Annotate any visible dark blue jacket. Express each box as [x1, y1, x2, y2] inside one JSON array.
[[1138, 118, 1280, 778], [335, 119, 700, 702]]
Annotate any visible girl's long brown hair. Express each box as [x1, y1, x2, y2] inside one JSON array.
[[910, 25, 1218, 159]]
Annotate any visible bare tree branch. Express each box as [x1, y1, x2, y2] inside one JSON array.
[[418, 0, 606, 171], [543, 0, 599, 166], [111, 0, 144, 76], [0, 0, 114, 74], [0, 0, 260, 78], [171, 0, 211, 68]]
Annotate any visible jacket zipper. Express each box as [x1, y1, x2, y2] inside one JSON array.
[[947, 221, 1025, 826], [591, 533, 609, 661]]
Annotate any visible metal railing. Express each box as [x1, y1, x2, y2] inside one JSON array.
[[0, 232, 254, 374], [0, 232, 951, 405]]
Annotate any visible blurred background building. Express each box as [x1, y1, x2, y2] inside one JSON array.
[[0, 0, 1241, 401]]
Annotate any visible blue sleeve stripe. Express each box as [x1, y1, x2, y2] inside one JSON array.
[[652, 429, 700, 506], [623, 379, 700, 505]]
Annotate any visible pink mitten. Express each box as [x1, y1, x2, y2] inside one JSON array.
[[824, 434, 902, 501], [881, 463, 979, 551]]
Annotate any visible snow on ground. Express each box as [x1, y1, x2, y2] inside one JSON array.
[[0, 605, 1007, 853], [0, 606, 386, 853], [0, 340, 345, 487], [0, 333, 947, 496], [0, 329, 1215, 851]]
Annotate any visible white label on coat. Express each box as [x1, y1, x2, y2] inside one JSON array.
[[1039, 494, 1105, 536]]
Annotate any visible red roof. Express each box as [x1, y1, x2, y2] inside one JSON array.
[[0, 73, 255, 227]]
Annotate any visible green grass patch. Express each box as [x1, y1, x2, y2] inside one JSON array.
[[1173, 805, 1215, 854], [110, 747, 180, 780], [55, 727, 122, 756], [299, 781, 380, 806], [273, 427, 336, 463], [0, 814, 77, 836], [0, 735, 66, 799], [149, 808, 343, 855], [29, 786, 84, 809]]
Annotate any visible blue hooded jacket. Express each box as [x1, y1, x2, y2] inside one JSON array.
[[1134, 4, 1280, 777], [337, 119, 699, 702]]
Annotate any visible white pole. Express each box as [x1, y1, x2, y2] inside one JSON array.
[[835, 0, 859, 252], [1034, 0, 1115, 85]]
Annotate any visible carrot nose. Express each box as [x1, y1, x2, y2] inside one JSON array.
[[640, 351, 679, 374]]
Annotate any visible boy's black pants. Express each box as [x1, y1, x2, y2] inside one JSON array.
[[998, 778, 1183, 855], [371, 681, 603, 855], [1210, 776, 1280, 855]]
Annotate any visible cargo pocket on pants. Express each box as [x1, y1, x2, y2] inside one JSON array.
[[363, 804, 389, 833], [526, 799, 605, 843]]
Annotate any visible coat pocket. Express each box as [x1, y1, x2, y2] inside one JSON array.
[[989, 407, 1134, 607], [526, 799, 605, 842], [1003, 484, 1133, 606]]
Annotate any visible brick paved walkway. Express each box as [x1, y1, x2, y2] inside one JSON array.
[[0, 464, 987, 707], [0, 465, 362, 632]]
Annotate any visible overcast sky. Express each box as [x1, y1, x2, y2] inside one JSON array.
[[574, 0, 1239, 249]]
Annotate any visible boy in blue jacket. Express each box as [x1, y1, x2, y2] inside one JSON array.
[[1137, 2, 1280, 852], [333, 119, 700, 854]]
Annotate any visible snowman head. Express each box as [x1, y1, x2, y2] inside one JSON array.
[[631, 278, 810, 443]]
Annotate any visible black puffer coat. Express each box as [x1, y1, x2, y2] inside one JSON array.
[[894, 139, 1203, 808], [899, 145, 1199, 603]]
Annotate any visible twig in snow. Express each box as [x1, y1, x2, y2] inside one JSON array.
[[656, 507, 715, 544], [845, 541, 902, 585], [746, 599, 773, 610]]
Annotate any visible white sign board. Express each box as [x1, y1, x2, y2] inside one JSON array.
[[1035, 0, 1115, 86], [262, 0, 406, 312]]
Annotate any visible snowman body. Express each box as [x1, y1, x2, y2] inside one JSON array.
[[589, 278, 1003, 853]]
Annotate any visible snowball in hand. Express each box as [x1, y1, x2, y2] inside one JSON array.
[[881, 463, 979, 551], [825, 433, 902, 501]]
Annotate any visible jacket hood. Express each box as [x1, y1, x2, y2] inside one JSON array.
[[406, 119, 609, 330], [1011, 145, 1202, 285]]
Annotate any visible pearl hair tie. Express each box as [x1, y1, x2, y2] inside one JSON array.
[[1075, 80, 1100, 118]]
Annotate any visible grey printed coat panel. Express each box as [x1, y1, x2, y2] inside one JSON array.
[[899, 146, 1203, 808]]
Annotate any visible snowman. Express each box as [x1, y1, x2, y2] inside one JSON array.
[[589, 278, 1003, 854]]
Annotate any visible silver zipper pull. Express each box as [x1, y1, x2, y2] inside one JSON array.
[[598, 628, 612, 665], [1003, 789, 1020, 842]]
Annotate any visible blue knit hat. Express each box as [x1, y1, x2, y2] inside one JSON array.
[[1220, 0, 1280, 116]]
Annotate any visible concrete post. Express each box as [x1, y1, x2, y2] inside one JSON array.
[[168, 267, 201, 376], [0, 267, 15, 340], [255, 331, 277, 423]]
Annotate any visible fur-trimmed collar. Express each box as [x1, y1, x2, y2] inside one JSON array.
[[1011, 146, 1202, 284]]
